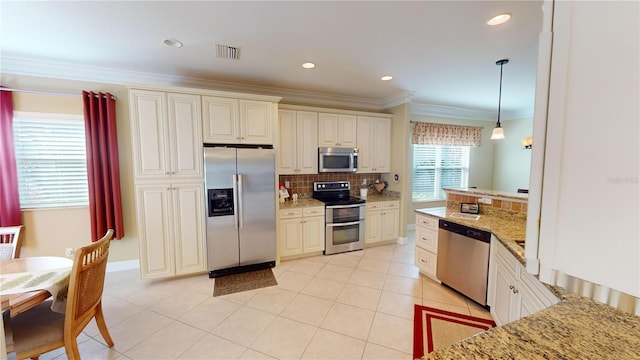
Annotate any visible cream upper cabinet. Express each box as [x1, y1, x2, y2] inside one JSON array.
[[278, 110, 318, 174], [129, 90, 203, 179], [203, 96, 274, 144], [318, 113, 357, 148], [357, 116, 391, 173]]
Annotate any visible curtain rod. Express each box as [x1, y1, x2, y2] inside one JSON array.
[[1, 87, 117, 100], [410, 120, 484, 129]]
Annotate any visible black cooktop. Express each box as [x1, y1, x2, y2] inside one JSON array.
[[312, 181, 365, 206]]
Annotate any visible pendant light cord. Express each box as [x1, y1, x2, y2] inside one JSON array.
[[497, 62, 503, 127]]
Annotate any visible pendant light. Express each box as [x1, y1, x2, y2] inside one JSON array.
[[491, 59, 509, 140]]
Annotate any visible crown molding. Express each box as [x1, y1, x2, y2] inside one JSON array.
[[1, 56, 534, 118], [1, 56, 389, 111], [410, 102, 533, 121]]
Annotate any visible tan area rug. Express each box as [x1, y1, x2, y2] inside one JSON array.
[[213, 268, 278, 297], [413, 304, 496, 358]]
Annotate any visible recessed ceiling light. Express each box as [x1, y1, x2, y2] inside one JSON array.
[[487, 13, 511, 26], [302, 62, 316, 69], [163, 38, 183, 48], [381, 75, 393, 81]]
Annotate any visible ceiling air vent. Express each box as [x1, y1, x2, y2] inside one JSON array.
[[216, 44, 240, 60]]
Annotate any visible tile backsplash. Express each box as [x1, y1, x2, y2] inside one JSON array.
[[279, 173, 383, 196], [446, 193, 527, 221]]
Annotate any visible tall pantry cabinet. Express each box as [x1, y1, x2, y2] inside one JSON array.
[[129, 88, 207, 279]]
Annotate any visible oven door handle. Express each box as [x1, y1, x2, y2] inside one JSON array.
[[326, 221, 361, 227], [326, 204, 363, 209]]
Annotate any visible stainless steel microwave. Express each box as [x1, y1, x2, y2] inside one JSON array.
[[318, 147, 358, 173]]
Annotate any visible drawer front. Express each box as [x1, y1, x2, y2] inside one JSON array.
[[303, 206, 325, 217], [415, 246, 438, 278], [416, 226, 438, 253], [366, 202, 382, 211], [416, 214, 439, 231], [494, 240, 519, 273], [280, 208, 303, 219], [383, 201, 399, 209]]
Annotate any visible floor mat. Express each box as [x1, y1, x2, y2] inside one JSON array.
[[213, 268, 278, 297], [413, 304, 496, 358]]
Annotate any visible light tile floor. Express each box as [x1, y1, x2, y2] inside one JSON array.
[[10, 231, 492, 360]]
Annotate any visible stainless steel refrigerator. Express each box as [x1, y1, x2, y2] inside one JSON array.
[[204, 145, 276, 278]]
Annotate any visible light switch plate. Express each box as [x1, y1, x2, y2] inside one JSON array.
[[478, 197, 492, 205]]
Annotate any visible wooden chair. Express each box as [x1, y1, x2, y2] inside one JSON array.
[[5, 229, 115, 360], [0, 225, 23, 259]]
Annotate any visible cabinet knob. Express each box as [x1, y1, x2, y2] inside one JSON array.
[[509, 285, 514, 290]]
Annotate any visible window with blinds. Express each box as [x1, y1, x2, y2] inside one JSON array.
[[13, 114, 89, 209], [412, 144, 470, 201]]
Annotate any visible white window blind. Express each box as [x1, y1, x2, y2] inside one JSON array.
[[412, 144, 469, 201], [13, 114, 89, 209]]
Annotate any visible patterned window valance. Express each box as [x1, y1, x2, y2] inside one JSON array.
[[412, 122, 482, 146]]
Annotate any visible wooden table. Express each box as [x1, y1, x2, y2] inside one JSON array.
[[0, 257, 73, 316]]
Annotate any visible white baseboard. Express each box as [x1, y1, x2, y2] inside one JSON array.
[[396, 236, 408, 245], [106, 259, 140, 273]]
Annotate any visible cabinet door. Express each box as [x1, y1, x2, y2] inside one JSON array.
[[338, 114, 357, 147], [135, 184, 174, 279], [278, 110, 297, 174], [296, 111, 318, 174], [365, 209, 382, 244], [202, 96, 239, 143], [381, 208, 399, 241], [372, 117, 391, 173], [239, 100, 272, 144], [167, 93, 203, 178], [130, 90, 170, 178], [303, 216, 325, 253], [318, 113, 339, 147], [491, 256, 519, 326], [172, 183, 207, 275], [280, 218, 303, 257], [356, 116, 374, 173]]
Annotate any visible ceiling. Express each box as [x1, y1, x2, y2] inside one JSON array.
[[1, 1, 543, 119]]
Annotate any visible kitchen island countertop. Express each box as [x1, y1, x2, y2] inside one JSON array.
[[415, 207, 640, 359]]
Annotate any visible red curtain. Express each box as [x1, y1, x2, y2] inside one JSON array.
[[0, 88, 22, 226], [83, 91, 124, 241]]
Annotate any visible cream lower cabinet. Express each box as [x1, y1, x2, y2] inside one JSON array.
[[488, 239, 558, 326], [135, 183, 207, 279], [279, 206, 325, 258], [414, 212, 440, 282], [365, 201, 399, 245]]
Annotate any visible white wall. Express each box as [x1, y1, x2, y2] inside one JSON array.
[[538, 1, 639, 298], [492, 117, 534, 193]]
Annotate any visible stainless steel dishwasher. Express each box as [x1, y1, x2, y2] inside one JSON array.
[[436, 219, 492, 306]]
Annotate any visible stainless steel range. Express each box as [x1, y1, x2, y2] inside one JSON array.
[[312, 181, 365, 255]]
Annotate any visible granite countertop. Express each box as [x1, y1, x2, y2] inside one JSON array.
[[443, 187, 528, 202], [278, 198, 324, 209], [424, 290, 640, 359], [415, 207, 525, 263], [359, 193, 400, 203], [415, 207, 640, 359]]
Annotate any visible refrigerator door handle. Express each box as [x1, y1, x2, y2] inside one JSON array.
[[237, 174, 244, 229], [232, 174, 239, 229]]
